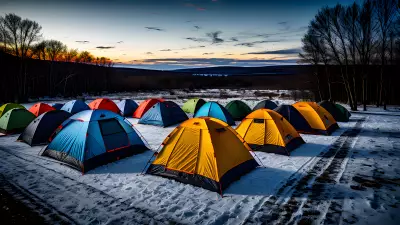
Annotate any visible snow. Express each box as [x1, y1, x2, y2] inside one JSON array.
[[1, 91, 400, 224]]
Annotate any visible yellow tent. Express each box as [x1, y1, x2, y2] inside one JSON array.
[[292, 102, 338, 135], [146, 117, 258, 194], [236, 109, 305, 155]]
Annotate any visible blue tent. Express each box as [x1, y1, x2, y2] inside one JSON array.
[[274, 104, 312, 133], [51, 103, 64, 110], [117, 99, 138, 117], [42, 110, 149, 173], [194, 102, 235, 126], [138, 101, 188, 127], [253, 100, 278, 111], [61, 100, 90, 114]]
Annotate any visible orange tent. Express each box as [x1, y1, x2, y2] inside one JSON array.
[[88, 98, 120, 114], [133, 98, 164, 118], [28, 103, 55, 117], [292, 102, 338, 135]]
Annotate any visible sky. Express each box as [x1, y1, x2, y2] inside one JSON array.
[[0, 0, 355, 70]]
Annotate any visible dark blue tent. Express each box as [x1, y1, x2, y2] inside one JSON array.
[[117, 99, 138, 117], [61, 100, 90, 114], [138, 101, 188, 127], [51, 103, 64, 110], [17, 110, 71, 146], [274, 104, 312, 133], [253, 100, 278, 111], [194, 102, 235, 126], [42, 110, 149, 173]]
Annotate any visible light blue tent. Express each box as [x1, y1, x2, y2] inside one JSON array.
[[117, 99, 138, 117], [138, 101, 188, 127], [42, 110, 149, 173], [194, 102, 235, 126], [61, 100, 90, 114]]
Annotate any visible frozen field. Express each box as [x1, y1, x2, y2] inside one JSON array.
[[1, 91, 400, 225]]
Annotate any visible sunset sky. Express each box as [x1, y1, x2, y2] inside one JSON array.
[[1, 0, 355, 70]]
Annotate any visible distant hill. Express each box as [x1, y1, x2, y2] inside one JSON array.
[[173, 65, 308, 75]]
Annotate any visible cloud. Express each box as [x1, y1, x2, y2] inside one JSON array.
[[247, 48, 302, 55], [186, 31, 224, 45], [123, 58, 298, 70], [225, 53, 234, 56], [117, 41, 124, 44], [96, 46, 114, 49], [235, 40, 281, 47], [146, 52, 153, 55], [194, 25, 201, 30], [277, 21, 291, 31], [230, 37, 239, 42], [186, 37, 208, 42], [206, 31, 224, 44], [160, 49, 172, 52], [145, 27, 164, 31], [75, 41, 89, 44], [185, 3, 206, 11], [202, 53, 214, 55]]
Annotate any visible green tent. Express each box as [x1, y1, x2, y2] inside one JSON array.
[[335, 103, 351, 118], [225, 100, 252, 121], [0, 108, 35, 134], [319, 100, 350, 122], [182, 98, 206, 114], [0, 103, 25, 118]]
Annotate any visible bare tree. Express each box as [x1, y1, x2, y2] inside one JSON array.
[[78, 51, 93, 63], [356, 0, 376, 111], [310, 6, 357, 109], [343, 3, 361, 109], [0, 21, 9, 52], [46, 40, 66, 61], [0, 13, 42, 100], [45, 40, 66, 95], [375, 0, 397, 109], [31, 40, 47, 60], [0, 14, 42, 58], [64, 48, 78, 62], [299, 30, 323, 101]]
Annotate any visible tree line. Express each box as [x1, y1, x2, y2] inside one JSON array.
[[299, 0, 399, 110], [0, 13, 113, 101]]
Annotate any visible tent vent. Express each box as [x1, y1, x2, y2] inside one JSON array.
[[216, 128, 226, 133], [193, 122, 200, 125], [100, 114, 106, 118], [253, 119, 264, 123]]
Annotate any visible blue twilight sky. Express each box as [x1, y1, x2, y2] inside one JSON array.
[[0, 0, 356, 70]]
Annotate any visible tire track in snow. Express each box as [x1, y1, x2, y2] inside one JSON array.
[[244, 118, 365, 225], [0, 174, 77, 224], [0, 146, 180, 225], [298, 119, 364, 225]]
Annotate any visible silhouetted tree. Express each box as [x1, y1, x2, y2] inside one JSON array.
[[375, 0, 397, 109], [299, 30, 323, 101], [31, 40, 47, 60], [0, 13, 42, 100], [357, 0, 376, 111], [63, 48, 78, 62], [302, 0, 399, 111]]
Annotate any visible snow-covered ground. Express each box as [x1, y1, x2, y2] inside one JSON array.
[[1, 91, 399, 224]]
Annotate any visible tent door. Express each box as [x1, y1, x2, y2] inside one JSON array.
[[98, 119, 129, 151]]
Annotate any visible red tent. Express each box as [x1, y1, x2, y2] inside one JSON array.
[[133, 98, 164, 118], [29, 103, 55, 117], [88, 98, 120, 114]]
